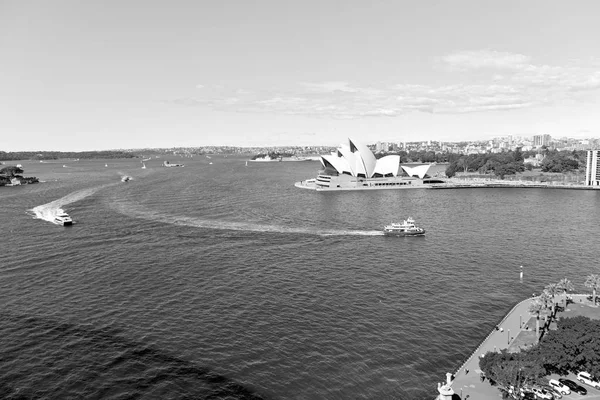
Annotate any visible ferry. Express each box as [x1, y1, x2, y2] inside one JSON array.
[[163, 161, 185, 167], [54, 213, 73, 226], [383, 218, 425, 236]]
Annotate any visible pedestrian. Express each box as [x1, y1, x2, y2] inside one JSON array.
[[480, 373, 485, 382], [465, 368, 469, 375]]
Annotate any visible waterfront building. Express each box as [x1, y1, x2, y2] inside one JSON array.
[[295, 138, 441, 191], [585, 150, 600, 186]]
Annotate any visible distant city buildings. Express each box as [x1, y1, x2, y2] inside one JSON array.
[[585, 150, 600, 186], [533, 134, 552, 147], [125, 135, 600, 158]]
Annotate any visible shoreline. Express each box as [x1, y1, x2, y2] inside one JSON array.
[[432, 179, 600, 190], [446, 293, 594, 399], [295, 179, 600, 191]]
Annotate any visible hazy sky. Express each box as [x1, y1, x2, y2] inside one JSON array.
[[2, 0, 600, 151]]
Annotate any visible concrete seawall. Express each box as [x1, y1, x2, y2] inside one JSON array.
[[431, 180, 600, 190], [442, 294, 591, 400]]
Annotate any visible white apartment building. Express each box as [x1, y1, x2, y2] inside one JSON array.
[[585, 150, 600, 186]]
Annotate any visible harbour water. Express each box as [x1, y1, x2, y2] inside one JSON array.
[[1, 156, 599, 399]]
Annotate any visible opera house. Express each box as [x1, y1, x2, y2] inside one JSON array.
[[295, 138, 444, 191]]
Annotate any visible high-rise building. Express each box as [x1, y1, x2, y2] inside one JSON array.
[[533, 134, 552, 147], [585, 150, 600, 186]]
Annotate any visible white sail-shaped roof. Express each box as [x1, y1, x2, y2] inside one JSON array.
[[321, 154, 353, 175], [401, 165, 431, 179], [373, 155, 400, 176], [319, 138, 407, 178], [349, 138, 377, 177], [337, 146, 358, 176]]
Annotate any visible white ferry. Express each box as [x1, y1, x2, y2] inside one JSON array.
[[54, 213, 73, 226], [163, 161, 185, 167], [383, 218, 425, 236]]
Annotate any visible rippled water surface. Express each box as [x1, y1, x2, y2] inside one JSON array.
[[1, 157, 599, 399]]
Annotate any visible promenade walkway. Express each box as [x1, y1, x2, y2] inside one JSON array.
[[449, 296, 537, 399], [447, 294, 593, 399]]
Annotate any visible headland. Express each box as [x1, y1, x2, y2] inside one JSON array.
[[0, 165, 39, 187]]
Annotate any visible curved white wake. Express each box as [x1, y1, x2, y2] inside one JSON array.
[[30, 184, 117, 225], [112, 202, 383, 237]]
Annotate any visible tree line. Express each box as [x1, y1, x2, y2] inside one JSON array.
[[0, 151, 137, 161], [443, 148, 586, 179]]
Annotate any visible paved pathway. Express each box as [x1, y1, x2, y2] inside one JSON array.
[[444, 294, 593, 399], [447, 297, 536, 399]]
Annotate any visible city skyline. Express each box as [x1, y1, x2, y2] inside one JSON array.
[[2, 1, 600, 151]]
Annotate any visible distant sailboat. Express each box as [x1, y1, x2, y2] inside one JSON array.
[[245, 161, 248, 167]]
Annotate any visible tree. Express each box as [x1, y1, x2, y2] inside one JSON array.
[[0, 166, 24, 176], [445, 163, 458, 178], [540, 152, 581, 173], [514, 147, 524, 162], [528, 300, 545, 343], [479, 350, 545, 395], [494, 163, 520, 179], [557, 278, 575, 305], [584, 274, 600, 305], [543, 283, 561, 317], [530, 316, 600, 376]]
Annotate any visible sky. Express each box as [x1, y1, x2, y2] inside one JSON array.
[[2, 0, 600, 151]]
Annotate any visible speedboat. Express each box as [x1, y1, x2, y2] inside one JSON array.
[[383, 217, 425, 236], [55, 213, 73, 226]]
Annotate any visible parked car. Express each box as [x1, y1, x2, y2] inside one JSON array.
[[577, 371, 600, 389], [531, 387, 554, 399], [539, 384, 562, 399], [558, 378, 587, 395], [548, 388, 562, 399], [521, 392, 536, 400], [507, 385, 533, 399], [542, 385, 562, 399], [549, 379, 571, 395]]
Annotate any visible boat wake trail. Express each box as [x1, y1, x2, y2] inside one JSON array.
[[30, 184, 117, 225], [112, 203, 383, 237]]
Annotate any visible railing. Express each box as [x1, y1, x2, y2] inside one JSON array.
[[452, 297, 534, 378]]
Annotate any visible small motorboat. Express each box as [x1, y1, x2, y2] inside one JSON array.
[[383, 217, 425, 236], [55, 213, 73, 226]]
